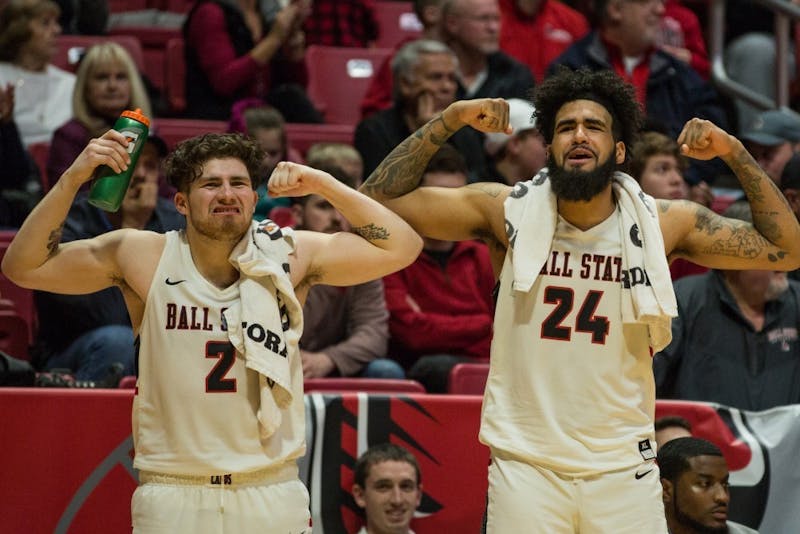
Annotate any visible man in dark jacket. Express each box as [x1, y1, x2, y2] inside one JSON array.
[[548, 0, 728, 184]]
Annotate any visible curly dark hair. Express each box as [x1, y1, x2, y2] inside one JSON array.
[[534, 67, 643, 160], [165, 133, 266, 192]]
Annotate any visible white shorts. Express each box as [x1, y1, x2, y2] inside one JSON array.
[[132, 463, 311, 534], [486, 453, 668, 534]]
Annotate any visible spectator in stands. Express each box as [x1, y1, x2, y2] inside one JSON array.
[[33, 131, 184, 384], [303, 0, 378, 48], [498, 0, 589, 84], [441, 0, 535, 100], [779, 153, 800, 282], [352, 443, 422, 534], [306, 142, 364, 185], [740, 109, 800, 186], [629, 130, 709, 280], [293, 165, 403, 379], [483, 97, 545, 185], [182, 0, 322, 123], [228, 100, 302, 221], [658, 0, 710, 79], [658, 437, 759, 534], [383, 145, 494, 392], [361, 0, 446, 119], [0, 81, 41, 228], [549, 0, 728, 186], [654, 202, 800, 411], [0, 0, 75, 146], [654, 415, 692, 449], [355, 39, 488, 181], [46, 42, 151, 188]]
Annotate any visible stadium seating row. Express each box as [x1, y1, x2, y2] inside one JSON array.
[[53, 1, 421, 121]]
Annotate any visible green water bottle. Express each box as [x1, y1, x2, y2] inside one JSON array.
[[88, 108, 150, 212]]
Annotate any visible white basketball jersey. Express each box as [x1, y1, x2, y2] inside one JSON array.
[[133, 230, 305, 475], [480, 210, 656, 476]]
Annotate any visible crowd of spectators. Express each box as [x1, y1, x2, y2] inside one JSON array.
[[3, 0, 800, 414]]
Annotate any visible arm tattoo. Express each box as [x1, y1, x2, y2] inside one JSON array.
[[361, 113, 458, 200], [728, 149, 789, 242], [352, 223, 390, 241], [703, 223, 768, 259], [694, 206, 724, 235], [46, 222, 65, 258]]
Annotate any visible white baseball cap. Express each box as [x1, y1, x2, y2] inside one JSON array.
[[484, 98, 537, 157]]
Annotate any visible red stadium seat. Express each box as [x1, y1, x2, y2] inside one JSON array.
[[303, 377, 426, 394], [27, 142, 50, 193], [283, 123, 355, 156], [447, 363, 489, 395], [0, 241, 36, 345], [305, 45, 394, 125], [163, 37, 187, 114], [108, 27, 181, 92], [118, 375, 137, 388], [53, 35, 145, 74], [153, 118, 228, 150], [0, 311, 29, 361], [373, 1, 422, 49]]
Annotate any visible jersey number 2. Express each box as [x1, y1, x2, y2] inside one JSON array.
[[541, 286, 610, 344], [206, 341, 237, 392]]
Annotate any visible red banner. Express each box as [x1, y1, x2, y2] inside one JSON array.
[[0, 389, 795, 533]]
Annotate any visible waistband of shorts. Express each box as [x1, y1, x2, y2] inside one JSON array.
[[138, 462, 297, 488]]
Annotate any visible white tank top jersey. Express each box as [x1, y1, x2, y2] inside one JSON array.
[[480, 209, 657, 476], [132, 230, 306, 475]]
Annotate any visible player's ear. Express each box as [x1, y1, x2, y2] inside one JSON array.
[[660, 478, 673, 504], [615, 141, 625, 165], [174, 191, 188, 215]]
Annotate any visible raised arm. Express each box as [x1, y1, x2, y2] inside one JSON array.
[[267, 162, 423, 289], [1, 131, 142, 294], [358, 99, 513, 247], [661, 118, 800, 270]]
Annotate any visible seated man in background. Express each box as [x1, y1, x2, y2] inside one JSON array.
[[483, 97, 546, 185], [306, 142, 364, 185], [654, 203, 800, 411], [352, 443, 423, 534], [293, 165, 403, 379], [355, 39, 489, 182], [740, 109, 800, 186], [34, 132, 183, 384], [383, 145, 495, 392], [654, 415, 693, 449], [658, 437, 759, 534]]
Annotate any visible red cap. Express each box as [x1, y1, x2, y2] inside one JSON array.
[[121, 108, 150, 127]]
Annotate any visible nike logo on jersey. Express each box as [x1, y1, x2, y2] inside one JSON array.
[[165, 278, 186, 285], [635, 469, 653, 480]]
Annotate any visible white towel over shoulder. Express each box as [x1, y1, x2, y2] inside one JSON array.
[[504, 169, 677, 352], [224, 219, 304, 438]]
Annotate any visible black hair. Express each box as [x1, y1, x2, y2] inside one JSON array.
[[657, 437, 724, 484], [534, 67, 643, 163]]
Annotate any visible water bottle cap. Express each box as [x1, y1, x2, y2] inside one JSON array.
[[120, 108, 150, 127]]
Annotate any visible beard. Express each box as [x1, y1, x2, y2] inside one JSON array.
[[547, 150, 618, 201], [671, 497, 729, 534], [188, 211, 250, 243]]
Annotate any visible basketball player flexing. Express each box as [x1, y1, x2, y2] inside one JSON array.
[[359, 69, 800, 533], [1, 133, 422, 532]]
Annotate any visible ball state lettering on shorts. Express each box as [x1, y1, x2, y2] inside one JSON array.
[[164, 303, 288, 358], [538, 251, 652, 288]]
